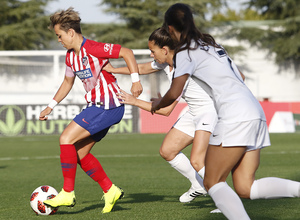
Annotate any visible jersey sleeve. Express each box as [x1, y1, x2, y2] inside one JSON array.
[[86, 40, 121, 59], [173, 50, 196, 78], [65, 66, 75, 77]]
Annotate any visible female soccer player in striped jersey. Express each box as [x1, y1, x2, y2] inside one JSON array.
[[104, 27, 218, 204], [151, 3, 300, 219], [39, 7, 142, 214]]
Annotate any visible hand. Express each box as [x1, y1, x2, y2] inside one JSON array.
[[150, 93, 162, 114], [131, 81, 143, 97], [39, 107, 52, 121], [117, 89, 137, 105]]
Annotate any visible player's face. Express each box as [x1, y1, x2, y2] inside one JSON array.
[[54, 24, 73, 50], [148, 40, 167, 64]]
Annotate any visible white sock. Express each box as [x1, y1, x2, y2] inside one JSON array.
[[250, 177, 300, 199], [168, 152, 204, 189], [209, 182, 250, 220], [198, 166, 205, 179]]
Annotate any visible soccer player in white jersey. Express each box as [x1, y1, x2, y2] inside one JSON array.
[[104, 28, 218, 204], [38, 8, 142, 214], [151, 3, 300, 219]]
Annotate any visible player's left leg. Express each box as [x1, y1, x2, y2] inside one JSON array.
[[232, 149, 300, 200], [76, 135, 115, 194]]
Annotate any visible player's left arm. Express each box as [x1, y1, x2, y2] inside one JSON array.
[[151, 74, 189, 114], [118, 47, 143, 97]]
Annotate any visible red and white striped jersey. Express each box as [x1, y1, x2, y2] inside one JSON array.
[[65, 37, 122, 109]]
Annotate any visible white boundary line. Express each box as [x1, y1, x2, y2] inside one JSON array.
[[0, 154, 159, 161], [1, 151, 300, 161]]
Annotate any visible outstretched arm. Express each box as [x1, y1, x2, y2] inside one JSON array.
[[151, 74, 189, 114], [103, 61, 158, 75], [39, 75, 75, 121], [117, 89, 178, 116], [118, 47, 143, 97]]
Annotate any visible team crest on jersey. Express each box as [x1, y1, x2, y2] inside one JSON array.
[[82, 57, 88, 66]]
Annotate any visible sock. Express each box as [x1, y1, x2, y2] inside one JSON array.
[[168, 152, 204, 189], [60, 144, 78, 192], [250, 177, 300, 199], [80, 153, 112, 193], [209, 182, 250, 220], [198, 166, 205, 179]]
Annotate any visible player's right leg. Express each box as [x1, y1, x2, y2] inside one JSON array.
[[44, 120, 90, 208], [160, 127, 206, 202], [204, 144, 250, 220]]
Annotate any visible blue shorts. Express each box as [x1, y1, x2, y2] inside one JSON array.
[[73, 105, 124, 142]]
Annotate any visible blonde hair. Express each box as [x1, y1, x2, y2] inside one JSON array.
[[49, 7, 82, 34]]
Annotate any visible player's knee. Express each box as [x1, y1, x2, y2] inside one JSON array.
[[203, 177, 215, 191], [59, 133, 73, 145], [159, 147, 168, 160], [159, 146, 175, 161], [234, 185, 251, 199], [190, 157, 202, 172]]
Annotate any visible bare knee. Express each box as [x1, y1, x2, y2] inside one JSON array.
[[190, 157, 204, 173], [59, 133, 74, 145], [203, 177, 218, 191], [234, 184, 251, 199], [159, 146, 178, 161]]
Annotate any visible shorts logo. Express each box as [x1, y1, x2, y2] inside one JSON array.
[[82, 118, 89, 124], [104, 43, 111, 52], [202, 123, 209, 125], [212, 134, 218, 137]]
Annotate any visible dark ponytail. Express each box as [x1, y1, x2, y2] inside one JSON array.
[[163, 3, 220, 55]]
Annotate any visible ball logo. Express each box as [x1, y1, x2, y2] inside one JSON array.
[[0, 105, 25, 136], [104, 43, 111, 52]]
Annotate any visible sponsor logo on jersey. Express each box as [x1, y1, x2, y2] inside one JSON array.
[[104, 43, 114, 55], [75, 68, 93, 79], [104, 43, 110, 52]]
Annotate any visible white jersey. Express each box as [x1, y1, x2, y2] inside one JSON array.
[[173, 41, 266, 124], [151, 61, 214, 116]]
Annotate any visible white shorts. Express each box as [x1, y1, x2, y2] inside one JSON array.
[[193, 106, 218, 133], [209, 119, 271, 151], [173, 108, 217, 138]]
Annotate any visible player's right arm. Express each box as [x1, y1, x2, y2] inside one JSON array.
[[117, 89, 177, 116], [39, 75, 75, 121], [103, 62, 159, 75]]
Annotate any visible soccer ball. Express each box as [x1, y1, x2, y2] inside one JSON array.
[[30, 185, 59, 215]]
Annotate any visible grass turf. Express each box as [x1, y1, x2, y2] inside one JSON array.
[[0, 133, 299, 219]]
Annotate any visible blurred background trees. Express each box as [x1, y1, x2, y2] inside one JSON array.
[[0, 0, 299, 67], [0, 0, 53, 50]]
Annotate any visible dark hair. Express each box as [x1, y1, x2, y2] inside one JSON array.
[[148, 28, 175, 50], [49, 7, 82, 34], [163, 3, 220, 54]]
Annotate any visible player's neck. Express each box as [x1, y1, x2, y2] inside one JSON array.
[[73, 35, 84, 55]]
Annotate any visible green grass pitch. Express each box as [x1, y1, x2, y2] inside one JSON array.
[[0, 133, 299, 219]]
